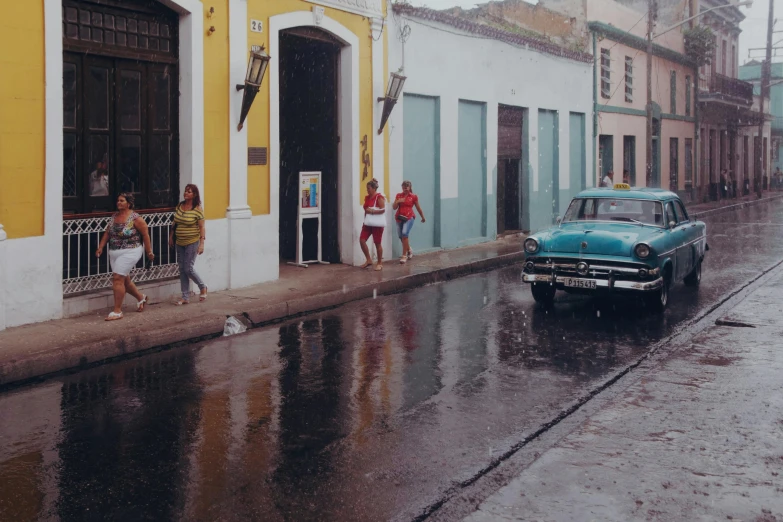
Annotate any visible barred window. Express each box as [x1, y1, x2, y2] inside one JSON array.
[[685, 75, 691, 116], [624, 56, 633, 102], [601, 48, 611, 99], [670, 70, 677, 115]]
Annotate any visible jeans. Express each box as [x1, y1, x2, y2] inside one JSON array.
[[396, 218, 415, 239], [176, 242, 207, 300]]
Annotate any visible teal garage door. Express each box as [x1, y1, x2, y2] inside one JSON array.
[[534, 109, 559, 230], [457, 101, 487, 243], [569, 112, 586, 207], [402, 94, 439, 255]]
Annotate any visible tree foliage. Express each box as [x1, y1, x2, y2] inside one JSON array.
[[684, 26, 716, 68]]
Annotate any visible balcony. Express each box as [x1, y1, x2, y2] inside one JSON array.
[[699, 72, 754, 106]]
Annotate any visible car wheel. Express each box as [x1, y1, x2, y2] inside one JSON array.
[[645, 271, 670, 313], [684, 260, 702, 287], [531, 282, 556, 307]]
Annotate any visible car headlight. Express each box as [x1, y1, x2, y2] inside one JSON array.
[[634, 243, 651, 259], [524, 238, 539, 254]]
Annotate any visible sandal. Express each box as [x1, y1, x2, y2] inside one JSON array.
[[137, 295, 148, 312], [360, 261, 373, 269], [407, 249, 413, 260], [199, 288, 208, 302], [399, 256, 407, 264], [105, 311, 124, 321], [174, 299, 189, 306], [374, 264, 383, 271]]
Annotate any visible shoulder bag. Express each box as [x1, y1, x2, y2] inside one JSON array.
[[363, 194, 386, 228]]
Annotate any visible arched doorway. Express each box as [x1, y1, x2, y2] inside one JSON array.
[[278, 27, 341, 263]]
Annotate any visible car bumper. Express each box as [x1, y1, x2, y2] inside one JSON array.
[[522, 273, 664, 292]]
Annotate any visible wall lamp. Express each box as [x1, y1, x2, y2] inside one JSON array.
[[377, 70, 406, 135], [236, 45, 270, 131]]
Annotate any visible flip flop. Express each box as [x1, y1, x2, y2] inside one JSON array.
[[174, 299, 189, 306], [360, 261, 373, 269], [199, 288, 208, 302], [105, 311, 124, 321], [374, 264, 383, 271], [137, 295, 148, 312]]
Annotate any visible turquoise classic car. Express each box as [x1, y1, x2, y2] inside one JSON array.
[[522, 185, 708, 312]]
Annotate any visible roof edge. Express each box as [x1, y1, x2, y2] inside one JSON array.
[[392, 4, 593, 64], [588, 21, 696, 69]]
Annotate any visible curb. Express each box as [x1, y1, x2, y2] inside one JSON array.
[[691, 192, 783, 219], [0, 250, 526, 390]]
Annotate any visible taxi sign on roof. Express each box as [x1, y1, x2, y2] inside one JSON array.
[[613, 183, 631, 190]]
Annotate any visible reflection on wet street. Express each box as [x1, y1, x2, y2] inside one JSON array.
[[2, 201, 782, 521]]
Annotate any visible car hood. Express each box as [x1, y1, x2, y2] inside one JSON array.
[[541, 222, 663, 257]]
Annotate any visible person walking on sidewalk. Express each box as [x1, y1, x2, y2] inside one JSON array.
[[393, 180, 426, 264], [170, 184, 208, 304], [359, 178, 386, 271], [96, 193, 154, 321]]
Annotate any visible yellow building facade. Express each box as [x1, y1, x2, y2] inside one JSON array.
[[0, 0, 389, 330]]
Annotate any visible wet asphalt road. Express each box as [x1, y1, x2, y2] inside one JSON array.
[[1, 200, 783, 522]]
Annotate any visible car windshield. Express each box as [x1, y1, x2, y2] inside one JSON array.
[[563, 198, 664, 227]]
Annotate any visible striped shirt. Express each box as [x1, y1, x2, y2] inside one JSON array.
[[173, 204, 204, 246]]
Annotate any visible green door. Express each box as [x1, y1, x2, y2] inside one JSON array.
[[457, 101, 487, 242], [569, 112, 586, 202], [402, 94, 439, 256], [539, 109, 559, 225]]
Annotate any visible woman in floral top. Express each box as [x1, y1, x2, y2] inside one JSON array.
[[96, 193, 155, 321]]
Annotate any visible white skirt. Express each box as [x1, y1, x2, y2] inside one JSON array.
[[109, 246, 143, 276]]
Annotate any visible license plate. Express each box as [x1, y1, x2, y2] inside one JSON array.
[[563, 278, 597, 289]]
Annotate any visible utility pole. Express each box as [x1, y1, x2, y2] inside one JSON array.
[[646, 0, 656, 187], [755, 0, 774, 198]]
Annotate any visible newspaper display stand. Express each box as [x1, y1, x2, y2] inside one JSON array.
[[287, 171, 330, 268]]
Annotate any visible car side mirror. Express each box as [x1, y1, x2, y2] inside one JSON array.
[[555, 216, 562, 225], [669, 220, 677, 229]]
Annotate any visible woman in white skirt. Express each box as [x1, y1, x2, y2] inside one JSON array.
[[96, 193, 155, 321]]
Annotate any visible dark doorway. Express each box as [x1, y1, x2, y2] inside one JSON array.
[[497, 105, 524, 235], [279, 29, 340, 263], [599, 134, 613, 184]]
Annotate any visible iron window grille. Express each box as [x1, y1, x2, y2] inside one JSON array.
[[600, 49, 611, 99]]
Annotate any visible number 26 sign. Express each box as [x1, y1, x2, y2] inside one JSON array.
[[250, 19, 263, 33]]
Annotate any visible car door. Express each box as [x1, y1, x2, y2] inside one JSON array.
[[668, 200, 690, 281], [675, 199, 700, 270], [664, 201, 684, 281]]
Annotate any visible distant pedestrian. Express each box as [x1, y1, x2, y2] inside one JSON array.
[[720, 169, 728, 199], [170, 184, 208, 304], [600, 170, 613, 187], [95, 193, 154, 321], [775, 167, 782, 189], [359, 178, 386, 271], [393, 180, 426, 264]]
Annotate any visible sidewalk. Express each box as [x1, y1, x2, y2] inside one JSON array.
[[465, 267, 783, 521], [0, 236, 524, 388], [0, 190, 780, 389]]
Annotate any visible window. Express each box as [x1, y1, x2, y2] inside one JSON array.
[[665, 202, 677, 226], [624, 56, 633, 102], [675, 200, 689, 224], [62, 0, 179, 214], [721, 40, 727, 75], [601, 48, 611, 99], [563, 198, 664, 227], [684, 138, 693, 189], [669, 137, 679, 192], [685, 75, 691, 116], [670, 71, 677, 114], [731, 45, 736, 78]]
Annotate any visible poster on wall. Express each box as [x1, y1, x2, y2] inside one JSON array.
[[299, 171, 321, 215]]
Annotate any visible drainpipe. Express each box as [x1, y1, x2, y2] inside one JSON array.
[[0, 223, 6, 331], [592, 31, 598, 187], [693, 65, 700, 202]]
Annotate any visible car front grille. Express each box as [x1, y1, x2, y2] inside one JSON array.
[[524, 256, 654, 281]]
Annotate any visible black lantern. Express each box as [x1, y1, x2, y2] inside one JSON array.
[[377, 70, 406, 135], [236, 45, 270, 131]]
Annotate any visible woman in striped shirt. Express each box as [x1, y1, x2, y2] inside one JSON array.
[[170, 184, 208, 304]]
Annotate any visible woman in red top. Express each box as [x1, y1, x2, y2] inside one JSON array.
[[359, 178, 386, 271], [392, 180, 426, 264]]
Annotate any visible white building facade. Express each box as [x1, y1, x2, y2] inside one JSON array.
[[385, 6, 594, 258]]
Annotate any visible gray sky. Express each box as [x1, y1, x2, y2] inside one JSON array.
[[404, 0, 780, 64]]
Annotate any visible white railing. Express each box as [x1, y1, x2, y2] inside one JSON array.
[[63, 211, 179, 296]]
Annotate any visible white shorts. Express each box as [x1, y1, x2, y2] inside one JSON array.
[[109, 246, 143, 276]]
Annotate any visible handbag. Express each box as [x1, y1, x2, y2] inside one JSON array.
[[363, 194, 386, 228], [395, 213, 409, 223]]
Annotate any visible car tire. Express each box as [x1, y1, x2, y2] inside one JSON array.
[[684, 260, 702, 287], [645, 271, 670, 313], [531, 282, 556, 306]]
